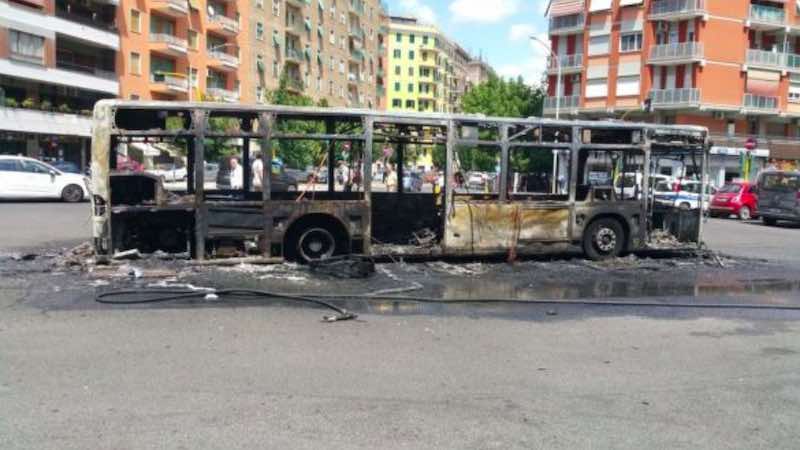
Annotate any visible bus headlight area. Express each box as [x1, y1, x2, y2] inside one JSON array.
[[89, 101, 710, 264]]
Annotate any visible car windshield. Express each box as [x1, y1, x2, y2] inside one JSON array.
[[718, 183, 742, 194], [761, 174, 800, 191]]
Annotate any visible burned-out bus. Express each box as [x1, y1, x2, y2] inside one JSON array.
[[90, 101, 710, 263]]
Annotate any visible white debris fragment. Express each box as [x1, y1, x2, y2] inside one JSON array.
[[112, 249, 142, 260]]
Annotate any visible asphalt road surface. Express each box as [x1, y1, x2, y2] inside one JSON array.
[[2, 204, 800, 449]]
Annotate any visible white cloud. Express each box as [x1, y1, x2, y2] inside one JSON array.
[[496, 32, 550, 86], [396, 0, 438, 24], [508, 24, 536, 42], [449, 0, 520, 23]]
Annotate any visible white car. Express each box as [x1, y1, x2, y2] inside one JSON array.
[[0, 155, 90, 202], [653, 179, 714, 210], [148, 163, 187, 182]]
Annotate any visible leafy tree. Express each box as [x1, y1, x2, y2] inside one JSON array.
[[269, 73, 326, 169]]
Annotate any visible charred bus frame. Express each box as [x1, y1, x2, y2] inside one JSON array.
[[90, 100, 710, 262]]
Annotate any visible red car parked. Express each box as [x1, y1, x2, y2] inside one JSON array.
[[710, 181, 758, 220]]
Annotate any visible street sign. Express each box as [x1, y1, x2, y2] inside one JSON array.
[[744, 137, 757, 151]]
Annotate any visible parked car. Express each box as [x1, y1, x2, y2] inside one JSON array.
[[216, 159, 298, 191], [148, 162, 187, 182], [654, 179, 715, 210], [0, 156, 90, 202], [756, 171, 800, 226], [710, 181, 759, 220]]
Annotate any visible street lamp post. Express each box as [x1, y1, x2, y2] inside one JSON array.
[[530, 35, 561, 120]]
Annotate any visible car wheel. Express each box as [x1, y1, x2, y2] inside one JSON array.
[[738, 206, 752, 221], [583, 218, 625, 261], [763, 217, 778, 226], [61, 184, 84, 203], [296, 227, 336, 262]]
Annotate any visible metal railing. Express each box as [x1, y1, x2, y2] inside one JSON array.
[[747, 49, 786, 68], [547, 53, 583, 71], [543, 95, 580, 111], [649, 42, 703, 62], [743, 94, 778, 110], [209, 14, 240, 33], [55, 8, 116, 32], [56, 60, 117, 80], [650, 88, 700, 105], [650, 0, 705, 17], [150, 33, 188, 49], [548, 13, 584, 34], [208, 51, 239, 66], [749, 4, 785, 25], [285, 48, 302, 61], [206, 87, 239, 102]]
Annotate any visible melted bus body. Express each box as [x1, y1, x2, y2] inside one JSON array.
[[90, 101, 710, 262]]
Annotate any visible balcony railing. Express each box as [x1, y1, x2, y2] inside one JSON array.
[[747, 48, 786, 68], [543, 95, 580, 111], [150, 33, 188, 50], [285, 48, 302, 61], [285, 76, 304, 91], [547, 53, 583, 72], [649, 0, 705, 18], [206, 87, 239, 102], [209, 14, 240, 33], [56, 60, 117, 80], [549, 14, 585, 34], [749, 4, 785, 25], [208, 50, 239, 67], [650, 88, 700, 105], [150, 73, 189, 91], [649, 42, 703, 62], [743, 93, 778, 111], [55, 8, 116, 33]]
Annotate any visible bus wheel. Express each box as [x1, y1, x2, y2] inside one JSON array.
[[61, 184, 83, 203], [583, 218, 625, 261], [296, 227, 337, 262]]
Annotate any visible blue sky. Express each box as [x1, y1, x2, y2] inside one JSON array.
[[384, 0, 551, 85]]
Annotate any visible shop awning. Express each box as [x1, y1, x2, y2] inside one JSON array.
[[747, 69, 780, 96], [548, 0, 584, 17]]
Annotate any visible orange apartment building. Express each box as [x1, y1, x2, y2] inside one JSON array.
[[546, 0, 800, 184]]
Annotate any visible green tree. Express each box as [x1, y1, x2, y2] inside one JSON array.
[[268, 73, 326, 169]]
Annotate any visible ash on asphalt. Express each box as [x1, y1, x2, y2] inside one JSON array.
[[4, 246, 800, 322]]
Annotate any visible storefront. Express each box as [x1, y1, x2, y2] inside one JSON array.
[[708, 146, 769, 187]]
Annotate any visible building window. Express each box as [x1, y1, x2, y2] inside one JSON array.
[[616, 75, 640, 96], [272, 59, 278, 77], [393, 49, 401, 58], [408, 67, 413, 76], [130, 9, 141, 33], [256, 22, 264, 40], [188, 30, 198, 50], [130, 52, 141, 75], [408, 50, 415, 60], [620, 32, 642, 53], [405, 99, 415, 108], [272, 0, 280, 16], [394, 82, 400, 92], [423, 35, 428, 45], [395, 65, 401, 75], [190, 68, 198, 88], [588, 35, 610, 56], [392, 99, 401, 108], [407, 83, 413, 93], [409, 34, 415, 44], [256, 0, 263, 8], [396, 32, 402, 42], [9, 30, 45, 65], [130, 94, 140, 100]]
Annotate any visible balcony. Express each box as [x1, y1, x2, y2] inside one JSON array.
[[543, 95, 580, 114], [743, 93, 779, 112], [349, 27, 364, 41], [56, 60, 116, 81], [650, 88, 701, 107], [206, 87, 239, 103], [0, 106, 93, 137], [648, 42, 704, 64], [649, 0, 706, 21], [150, 73, 189, 93], [748, 4, 785, 28], [208, 14, 240, 35], [0, 57, 118, 95], [349, 0, 365, 15], [548, 14, 584, 36], [286, 0, 305, 8], [547, 53, 583, 74], [207, 51, 239, 70], [54, 4, 116, 33], [150, 33, 188, 56], [347, 72, 359, 85], [150, 0, 190, 17], [285, 76, 304, 93], [285, 48, 302, 64]]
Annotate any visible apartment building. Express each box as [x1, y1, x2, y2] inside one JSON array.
[[0, 0, 119, 168], [545, 0, 800, 183], [385, 16, 474, 114], [118, 0, 251, 103], [465, 57, 495, 92], [245, 0, 387, 108]]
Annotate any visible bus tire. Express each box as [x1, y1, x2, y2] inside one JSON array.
[[583, 217, 625, 261], [284, 215, 349, 264], [61, 184, 84, 203], [763, 216, 778, 226]]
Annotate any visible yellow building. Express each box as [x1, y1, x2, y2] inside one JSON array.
[[385, 16, 471, 114]]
